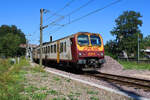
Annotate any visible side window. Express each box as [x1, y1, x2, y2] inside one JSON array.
[[51, 45, 52, 53], [42, 48, 44, 53], [47, 46, 49, 53], [49, 46, 51, 53], [64, 42, 66, 52], [44, 47, 46, 53], [51, 45, 54, 53], [38, 49, 39, 54], [54, 44, 56, 53], [46, 47, 47, 54], [60, 42, 63, 53]]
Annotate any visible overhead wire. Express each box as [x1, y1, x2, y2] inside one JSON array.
[[46, 0, 95, 28], [65, 0, 122, 25], [44, 0, 94, 35], [49, 0, 122, 34], [44, 0, 75, 22], [30, 0, 75, 44]]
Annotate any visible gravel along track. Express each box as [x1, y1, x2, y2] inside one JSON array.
[[99, 56, 150, 80], [29, 63, 132, 100], [40, 66, 150, 99], [32, 55, 150, 99], [84, 72, 150, 92]]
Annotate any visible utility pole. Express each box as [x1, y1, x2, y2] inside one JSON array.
[[40, 8, 43, 67], [40, 8, 48, 67], [137, 33, 140, 63]]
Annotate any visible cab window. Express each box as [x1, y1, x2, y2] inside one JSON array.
[[77, 35, 89, 46], [90, 35, 101, 46]]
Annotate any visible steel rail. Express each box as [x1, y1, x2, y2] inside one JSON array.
[[85, 72, 150, 91]]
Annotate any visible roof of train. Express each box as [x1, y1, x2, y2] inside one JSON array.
[[34, 32, 101, 49]]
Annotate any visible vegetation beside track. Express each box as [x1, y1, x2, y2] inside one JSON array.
[[0, 58, 46, 100], [0, 57, 29, 100], [0, 58, 132, 100], [119, 61, 150, 70]]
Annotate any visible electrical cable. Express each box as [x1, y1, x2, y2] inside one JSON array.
[[50, 0, 122, 34], [47, 0, 94, 27], [45, 0, 75, 22]]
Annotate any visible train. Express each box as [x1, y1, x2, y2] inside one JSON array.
[[32, 32, 105, 71]]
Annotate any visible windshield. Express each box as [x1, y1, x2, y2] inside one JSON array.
[[77, 35, 89, 45], [90, 35, 101, 46]]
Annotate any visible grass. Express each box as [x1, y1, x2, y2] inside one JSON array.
[[0, 57, 29, 100], [52, 97, 66, 100], [66, 79, 71, 82], [87, 90, 98, 95], [40, 87, 47, 91], [31, 93, 47, 100], [24, 84, 49, 100], [53, 76, 60, 81], [67, 91, 80, 100], [24, 85, 39, 93], [119, 61, 150, 70], [47, 89, 58, 95], [90, 96, 99, 100], [31, 65, 45, 73]]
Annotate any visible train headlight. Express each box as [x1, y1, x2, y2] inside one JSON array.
[[100, 52, 104, 56], [79, 52, 82, 56]]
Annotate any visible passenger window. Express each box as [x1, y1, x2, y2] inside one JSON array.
[[44, 47, 46, 53], [51, 45, 53, 53], [54, 44, 56, 53], [47, 46, 49, 53], [64, 42, 66, 52], [51, 45, 52, 53], [46, 47, 47, 53], [60, 43, 63, 53], [49, 46, 50, 53], [50, 46, 51, 53]]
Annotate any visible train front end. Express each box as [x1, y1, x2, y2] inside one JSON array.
[[75, 32, 105, 70]]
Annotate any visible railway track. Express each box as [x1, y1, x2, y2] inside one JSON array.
[[44, 63, 150, 92], [84, 72, 150, 92]]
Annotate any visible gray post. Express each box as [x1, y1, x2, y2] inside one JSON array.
[[138, 33, 140, 63], [40, 8, 43, 67]]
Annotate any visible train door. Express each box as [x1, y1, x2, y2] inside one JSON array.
[[70, 37, 77, 62], [57, 41, 60, 63]]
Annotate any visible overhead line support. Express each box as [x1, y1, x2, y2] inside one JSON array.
[[40, 8, 48, 67]]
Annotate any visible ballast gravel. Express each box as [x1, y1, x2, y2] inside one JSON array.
[[30, 55, 150, 99], [25, 65, 132, 100], [43, 66, 150, 99], [100, 56, 150, 80]]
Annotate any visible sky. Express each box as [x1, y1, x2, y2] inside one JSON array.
[[0, 0, 150, 45]]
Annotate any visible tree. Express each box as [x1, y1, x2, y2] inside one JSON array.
[[104, 40, 118, 59], [142, 35, 150, 48], [0, 25, 26, 57], [110, 11, 143, 58]]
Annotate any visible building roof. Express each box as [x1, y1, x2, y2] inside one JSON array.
[[146, 47, 150, 50], [19, 44, 37, 48]]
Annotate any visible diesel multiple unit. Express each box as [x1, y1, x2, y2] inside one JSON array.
[[33, 32, 105, 70]]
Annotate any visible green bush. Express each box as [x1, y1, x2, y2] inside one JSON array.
[[0, 58, 29, 100]]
